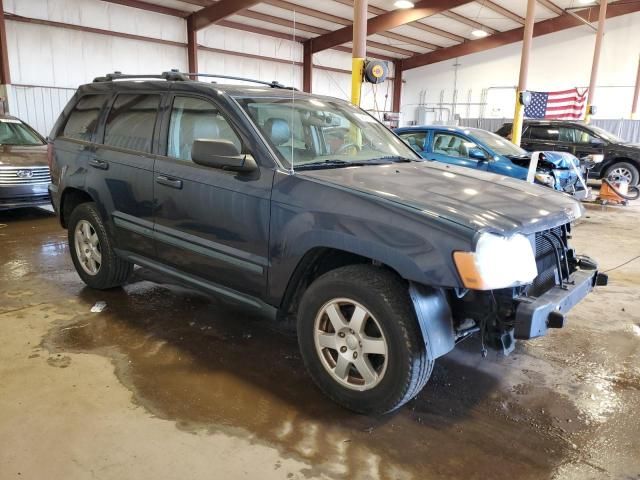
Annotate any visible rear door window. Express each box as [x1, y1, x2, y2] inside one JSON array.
[[528, 126, 560, 142], [103, 94, 160, 153], [62, 94, 110, 142]]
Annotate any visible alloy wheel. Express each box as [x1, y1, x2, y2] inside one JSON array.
[[74, 220, 102, 275], [313, 298, 388, 391]]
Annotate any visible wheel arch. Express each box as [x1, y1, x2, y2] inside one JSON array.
[[277, 246, 408, 324], [59, 187, 95, 228], [601, 157, 640, 178]]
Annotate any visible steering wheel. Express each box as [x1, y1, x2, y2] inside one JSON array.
[[335, 143, 361, 155]]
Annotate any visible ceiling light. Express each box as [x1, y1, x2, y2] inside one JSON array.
[[471, 29, 489, 38], [578, 0, 595, 3], [394, 1, 414, 9]]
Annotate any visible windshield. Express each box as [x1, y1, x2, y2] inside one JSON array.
[[588, 125, 625, 143], [235, 96, 419, 169], [468, 128, 528, 156], [0, 118, 44, 146]]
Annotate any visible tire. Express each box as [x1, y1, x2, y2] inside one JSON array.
[[297, 264, 433, 414], [604, 161, 639, 186], [68, 202, 133, 289]]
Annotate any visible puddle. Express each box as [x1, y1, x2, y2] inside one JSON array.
[[40, 270, 578, 480]]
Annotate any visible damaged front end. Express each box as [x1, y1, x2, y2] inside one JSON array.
[[450, 223, 608, 355], [509, 151, 590, 199]]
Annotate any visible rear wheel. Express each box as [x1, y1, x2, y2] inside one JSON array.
[[68, 202, 133, 289], [297, 265, 432, 414], [604, 161, 639, 186]]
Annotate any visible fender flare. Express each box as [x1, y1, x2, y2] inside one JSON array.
[[409, 283, 455, 360]]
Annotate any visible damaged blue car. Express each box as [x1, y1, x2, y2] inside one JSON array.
[[395, 125, 589, 198]]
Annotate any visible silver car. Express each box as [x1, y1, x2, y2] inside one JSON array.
[[0, 115, 51, 210]]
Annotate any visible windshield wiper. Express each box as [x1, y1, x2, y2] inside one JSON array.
[[295, 160, 360, 170], [369, 156, 416, 163]]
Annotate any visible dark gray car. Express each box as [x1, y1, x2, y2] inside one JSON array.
[[0, 115, 51, 210], [48, 72, 606, 414]]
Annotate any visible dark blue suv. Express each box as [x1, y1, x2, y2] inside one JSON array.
[[395, 125, 588, 198], [48, 72, 604, 414]]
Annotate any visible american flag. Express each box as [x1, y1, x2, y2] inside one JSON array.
[[524, 88, 588, 120]]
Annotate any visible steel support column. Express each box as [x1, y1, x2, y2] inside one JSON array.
[[632, 55, 640, 119], [510, 0, 536, 147], [303, 41, 312, 93], [187, 16, 198, 76], [393, 60, 403, 113], [0, 0, 11, 85], [351, 0, 367, 106], [584, 0, 607, 123]]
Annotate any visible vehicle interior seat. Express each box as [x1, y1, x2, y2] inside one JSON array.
[[433, 135, 449, 155], [264, 117, 314, 163]]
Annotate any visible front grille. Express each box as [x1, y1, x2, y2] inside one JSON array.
[[529, 225, 569, 297], [0, 166, 51, 185]]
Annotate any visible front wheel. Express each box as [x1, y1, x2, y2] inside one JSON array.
[[297, 265, 433, 414], [604, 161, 639, 186], [68, 202, 133, 289]]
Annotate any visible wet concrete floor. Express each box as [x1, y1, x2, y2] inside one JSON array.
[[0, 199, 639, 479]]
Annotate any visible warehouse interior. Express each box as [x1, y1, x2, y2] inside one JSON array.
[[1, 0, 639, 479]]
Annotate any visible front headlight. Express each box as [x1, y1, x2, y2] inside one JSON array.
[[453, 233, 538, 290], [534, 172, 555, 187]]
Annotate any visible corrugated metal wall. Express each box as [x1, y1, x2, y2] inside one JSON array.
[[6, 85, 76, 136], [2, 0, 394, 134]]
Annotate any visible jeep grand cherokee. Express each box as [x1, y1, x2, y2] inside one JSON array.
[[48, 71, 606, 414]]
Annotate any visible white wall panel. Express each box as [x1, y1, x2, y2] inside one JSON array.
[[6, 21, 187, 88], [402, 12, 640, 124], [4, 0, 186, 42]]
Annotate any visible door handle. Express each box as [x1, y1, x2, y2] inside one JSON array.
[[156, 175, 183, 189], [88, 159, 109, 170]]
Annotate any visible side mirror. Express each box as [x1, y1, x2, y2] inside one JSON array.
[[469, 148, 487, 161], [590, 137, 606, 146], [191, 139, 257, 172]]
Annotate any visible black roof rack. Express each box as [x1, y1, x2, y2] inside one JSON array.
[[92, 70, 188, 82], [92, 69, 296, 90]]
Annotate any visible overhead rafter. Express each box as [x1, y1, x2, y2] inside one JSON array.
[[402, 0, 640, 70], [440, 10, 498, 35], [263, 0, 441, 50], [191, 0, 262, 30], [482, 0, 525, 25], [331, 0, 466, 43], [99, 0, 190, 17], [310, 0, 473, 53], [536, 0, 564, 16]]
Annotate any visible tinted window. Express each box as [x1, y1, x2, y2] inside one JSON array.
[[62, 94, 109, 142], [167, 96, 241, 161], [398, 132, 427, 152], [433, 132, 481, 159], [104, 94, 160, 153], [0, 119, 43, 145], [528, 126, 560, 141]]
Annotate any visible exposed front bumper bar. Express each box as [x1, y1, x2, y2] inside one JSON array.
[[514, 269, 607, 339]]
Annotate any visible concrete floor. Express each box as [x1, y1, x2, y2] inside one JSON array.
[[1, 198, 639, 480]]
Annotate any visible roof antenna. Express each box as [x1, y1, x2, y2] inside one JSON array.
[[289, 9, 296, 175]]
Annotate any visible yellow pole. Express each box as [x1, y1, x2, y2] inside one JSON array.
[[351, 0, 367, 106], [351, 58, 365, 106], [584, 0, 608, 124], [511, 0, 536, 147]]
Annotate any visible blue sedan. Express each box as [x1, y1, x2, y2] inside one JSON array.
[[395, 125, 587, 196]]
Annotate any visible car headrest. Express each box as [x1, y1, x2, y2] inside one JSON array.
[[264, 118, 291, 146]]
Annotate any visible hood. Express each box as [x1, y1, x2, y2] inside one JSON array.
[[0, 145, 48, 167], [300, 162, 582, 235]]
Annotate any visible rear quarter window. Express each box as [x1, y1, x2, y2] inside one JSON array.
[[62, 94, 110, 142], [103, 94, 160, 153]]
